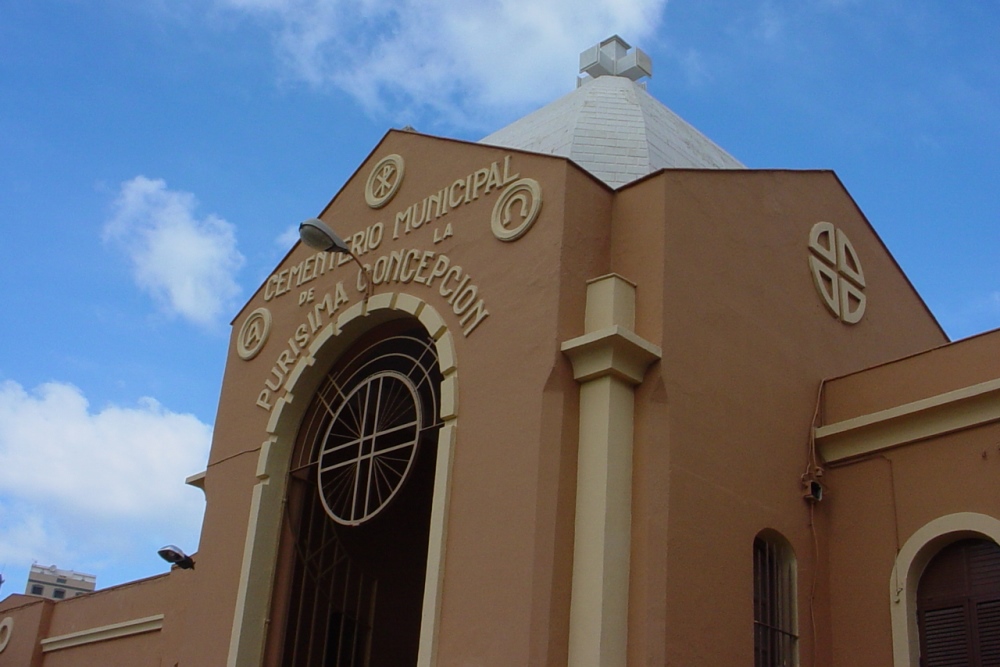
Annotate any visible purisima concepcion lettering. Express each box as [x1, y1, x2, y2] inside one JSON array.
[[264, 250, 336, 302], [263, 226, 385, 302], [366, 249, 489, 337], [256, 282, 350, 411]]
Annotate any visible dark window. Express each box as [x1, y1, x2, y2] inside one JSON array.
[[754, 533, 798, 667], [918, 538, 1000, 667], [30, 584, 43, 596], [53, 588, 66, 599], [56, 577, 67, 584]]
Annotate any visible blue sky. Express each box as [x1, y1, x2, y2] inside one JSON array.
[[0, 0, 997, 594]]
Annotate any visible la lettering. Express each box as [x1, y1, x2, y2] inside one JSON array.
[[433, 223, 453, 244]]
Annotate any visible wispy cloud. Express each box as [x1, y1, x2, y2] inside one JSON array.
[[0, 380, 210, 584], [104, 176, 245, 329], [275, 223, 300, 249], [755, 1, 786, 42], [680, 48, 711, 86], [217, 0, 668, 128]]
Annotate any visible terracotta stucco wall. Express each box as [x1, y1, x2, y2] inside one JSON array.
[[614, 169, 946, 666]]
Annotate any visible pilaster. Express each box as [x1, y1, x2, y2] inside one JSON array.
[[561, 274, 661, 667]]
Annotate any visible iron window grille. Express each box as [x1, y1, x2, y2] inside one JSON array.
[[754, 534, 798, 667], [274, 324, 442, 667]]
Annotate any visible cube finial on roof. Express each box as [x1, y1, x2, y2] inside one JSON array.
[[579, 35, 652, 82]]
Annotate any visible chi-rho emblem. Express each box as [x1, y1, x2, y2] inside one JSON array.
[[365, 154, 405, 209]]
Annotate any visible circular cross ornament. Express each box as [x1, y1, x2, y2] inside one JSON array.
[[317, 370, 422, 525], [808, 222, 867, 324], [365, 154, 405, 209], [237, 307, 272, 360]]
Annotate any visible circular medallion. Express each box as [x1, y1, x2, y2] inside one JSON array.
[[365, 154, 405, 209], [317, 370, 422, 525], [491, 178, 543, 242], [237, 307, 272, 360], [0, 617, 12, 653], [808, 222, 867, 325]]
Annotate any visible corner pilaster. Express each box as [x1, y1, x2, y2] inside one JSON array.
[[561, 274, 661, 667]]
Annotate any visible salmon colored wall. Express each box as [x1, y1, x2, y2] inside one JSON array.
[[614, 170, 946, 666], [4, 134, 990, 667], [0, 571, 190, 667], [40, 631, 163, 667], [0, 596, 51, 667], [823, 328, 1000, 423], [191, 132, 613, 665], [825, 420, 1000, 666]]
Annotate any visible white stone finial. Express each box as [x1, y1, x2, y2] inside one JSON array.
[[579, 35, 652, 82]]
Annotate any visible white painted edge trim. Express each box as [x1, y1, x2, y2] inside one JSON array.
[[41, 614, 164, 653], [416, 421, 458, 667], [815, 377, 1000, 462], [561, 325, 662, 359], [561, 325, 662, 384], [890, 513, 1000, 667], [185, 470, 207, 491]]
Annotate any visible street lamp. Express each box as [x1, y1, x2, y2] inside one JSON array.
[[298, 218, 373, 299]]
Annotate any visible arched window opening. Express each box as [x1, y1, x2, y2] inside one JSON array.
[[267, 320, 442, 667], [754, 531, 798, 667], [917, 538, 1000, 667]]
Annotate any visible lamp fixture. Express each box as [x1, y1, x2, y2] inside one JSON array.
[[157, 545, 195, 570], [298, 218, 373, 299]]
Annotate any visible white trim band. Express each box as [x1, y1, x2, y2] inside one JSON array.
[[41, 614, 165, 653], [816, 378, 1000, 462]]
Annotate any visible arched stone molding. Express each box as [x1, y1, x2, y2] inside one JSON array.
[[890, 512, 1000, 667], [227, 292, 459, 667]]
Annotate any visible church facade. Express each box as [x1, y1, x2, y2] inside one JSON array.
[[1, 37, 999, 667]]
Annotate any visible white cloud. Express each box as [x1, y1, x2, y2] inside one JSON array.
[[0, 380, 210, 519], [0, 506, 69, 568], [0, 380, 210, 587], [218, 0, 668, 128], [276, 223, 300, 248], [104, 176, 245, 328]]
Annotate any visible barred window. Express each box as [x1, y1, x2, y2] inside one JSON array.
[[754, 532, 798, 667], [270, 321, 442, 667]]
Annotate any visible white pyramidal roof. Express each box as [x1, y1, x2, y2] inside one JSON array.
[[480, 36, 744, 189]]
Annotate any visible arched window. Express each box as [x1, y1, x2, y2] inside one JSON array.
[[917, 538, 1000, 666], [754, 531, 798, 667], [266, 320, 442, 666]]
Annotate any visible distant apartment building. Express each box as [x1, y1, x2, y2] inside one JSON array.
[[24, 565, 95, 601]]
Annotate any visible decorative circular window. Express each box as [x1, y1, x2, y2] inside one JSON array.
[[317, 370, 422, 525], [293, 326, 441, 527]]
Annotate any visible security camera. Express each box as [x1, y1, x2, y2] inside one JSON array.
[[157, 545, 195, 570]]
